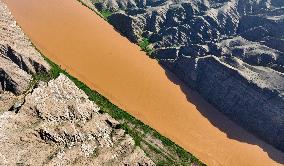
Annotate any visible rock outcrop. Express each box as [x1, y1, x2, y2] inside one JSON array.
[[0, 1, 154, 165], [0, 0, 50, 95], [87, 0, 284, 151], [0, 74, 154, 165]]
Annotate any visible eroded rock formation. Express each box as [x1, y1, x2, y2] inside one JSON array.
[[88, 0, 284, 151], [0, 1, 154, 165], [0, 0, 49, 95], [0, 74, 154, 165]]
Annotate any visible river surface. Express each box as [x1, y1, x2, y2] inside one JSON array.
[[3, 0, 284, 165]]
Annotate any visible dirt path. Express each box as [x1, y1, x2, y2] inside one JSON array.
[[3, 0, 284, 165]]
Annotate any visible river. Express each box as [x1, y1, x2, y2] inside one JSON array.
[[3, 0, 284, 165]]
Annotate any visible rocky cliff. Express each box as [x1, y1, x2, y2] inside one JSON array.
[[0, 0, 50, 95], [0, 74, 154, 165], [0, 1, 154, 165], [87, 0, 284, 151]]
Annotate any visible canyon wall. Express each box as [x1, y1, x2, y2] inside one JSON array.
[[89, 0, 284, 151]]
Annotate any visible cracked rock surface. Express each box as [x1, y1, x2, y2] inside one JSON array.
[[0, 74, 154, 166], [86, 0, 284, 151]]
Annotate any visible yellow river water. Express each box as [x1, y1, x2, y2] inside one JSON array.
[[3, 0, 284, 165]]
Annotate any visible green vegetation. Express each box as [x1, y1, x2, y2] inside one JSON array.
[[138, 38, 153, 57], [78, 1, 154, 58], [30, 44, 204, 165], [30, 1, 204, 165], [100, 9, 112, 20], [77, 0, 112, 21]]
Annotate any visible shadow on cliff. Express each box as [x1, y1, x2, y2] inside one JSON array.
[[160, 63, 284, 164], [107, 23, 284, 163]]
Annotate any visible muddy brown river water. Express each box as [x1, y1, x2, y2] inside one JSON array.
[[3, 0, 284, 165]]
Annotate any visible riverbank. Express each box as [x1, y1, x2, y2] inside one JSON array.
[[3, 0, 284, 165], [38, 50, 204, 165]]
